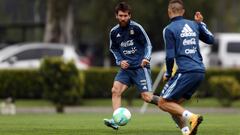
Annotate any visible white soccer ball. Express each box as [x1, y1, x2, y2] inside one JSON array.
[[113, 107, 131, 126]]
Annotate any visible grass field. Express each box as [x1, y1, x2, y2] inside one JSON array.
[[0, 113, 239, 135], [6, 98, 240, 108]]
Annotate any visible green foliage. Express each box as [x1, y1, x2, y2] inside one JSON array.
[[81, 68, 163, 100], [209, 76, 240, 107], [1, 0, 240, 56], [74, 0, 217, 53], [0, 69, 43, 99], [198, 68, 240, 97], [47, 0, 70, 20], [123, 87, 138, 106], [82, 68, 118, 98], [40, 57, 83, 113], [0, 67, 239, 108]]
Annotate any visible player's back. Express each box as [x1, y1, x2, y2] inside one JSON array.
[[165, 16, 205, 73]]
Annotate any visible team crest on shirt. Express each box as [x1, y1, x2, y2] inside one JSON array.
[[130, 29, 134, 35]]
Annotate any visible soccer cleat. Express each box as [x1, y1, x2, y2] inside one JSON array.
[[103, 118, 119, 130], [189, 114, 203, 135]]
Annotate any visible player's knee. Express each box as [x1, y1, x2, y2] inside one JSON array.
[[111, 86, 122, 97]]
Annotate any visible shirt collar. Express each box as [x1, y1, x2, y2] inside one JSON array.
[[170, 16, 184, 22]]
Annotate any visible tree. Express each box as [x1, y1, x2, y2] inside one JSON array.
[[44, 0, 73, 43], [40, 57, 83, 113], [87, 0, 117, 67]]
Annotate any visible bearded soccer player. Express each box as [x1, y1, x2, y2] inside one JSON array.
[[103, 2, 160, 130], [158, 0, 214, 135]]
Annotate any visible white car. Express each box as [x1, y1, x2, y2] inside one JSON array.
[[0, 43, 89, 69], [150, 51, 165, 67], [209, 33, 240, 68]]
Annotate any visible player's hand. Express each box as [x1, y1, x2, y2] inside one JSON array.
[[163, 73, 171, 82], [141, 59, 150, 68], [194, 11, 203, 23], [120, 60, 129, 69]]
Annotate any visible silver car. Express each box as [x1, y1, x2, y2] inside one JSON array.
[[0, 43, 89, 69]]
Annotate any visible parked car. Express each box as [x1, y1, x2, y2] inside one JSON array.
[[208, 33, 240, 68], [0, 43, 89, 69], [150, 51, 165, 67]]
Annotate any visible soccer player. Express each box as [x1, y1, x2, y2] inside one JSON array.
[[104, 2, 160, 130], [158, 0, 214, 135]]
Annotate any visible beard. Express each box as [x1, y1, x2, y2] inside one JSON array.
[[119, 20, 129, 27]]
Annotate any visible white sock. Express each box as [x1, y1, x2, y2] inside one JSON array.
[[182, 110, 193, 120], [181, 126, 190, 134]]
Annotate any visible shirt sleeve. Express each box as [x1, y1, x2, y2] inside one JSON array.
[[109, 32, 123, 65], [198, 22, 214, 44], [137, 25, 152, 60], [163, 27, 175, 77]]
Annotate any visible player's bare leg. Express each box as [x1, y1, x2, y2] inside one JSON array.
[[111, 81, 128, 110], [158, 97, 203, 135], [171, 115, 191, 135], [169, 98, 190, 134], [104, 81, 128, 130]]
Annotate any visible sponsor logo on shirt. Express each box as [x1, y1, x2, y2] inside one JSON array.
[[185, 47, 197, 54], [123, 47, 137, 55], [180, 24, 196, 37], [183, 38, 196, 46], [120, 40, 134, 47]]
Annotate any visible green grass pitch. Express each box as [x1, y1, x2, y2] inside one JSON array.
[[0, 113, 239, 135]]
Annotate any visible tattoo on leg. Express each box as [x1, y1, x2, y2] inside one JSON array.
[[149, 95, 160, 105]]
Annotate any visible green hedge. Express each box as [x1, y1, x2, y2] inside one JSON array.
[[81, 68, 164, 98], [0, 67, 239, 102], [198, 68, 240, 97], [209, 75, 239, 107], [81, 68, 118, 98], [0, 69, 43, 99], [81, 68, 240, 99]]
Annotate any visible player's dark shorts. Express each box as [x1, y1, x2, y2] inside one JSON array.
[[161, 72, 204, 100], [114, 67, 152, 92]]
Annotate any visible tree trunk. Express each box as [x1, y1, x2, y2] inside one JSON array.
[[44, 0, 73, 44], [56, 103, 64, 113]]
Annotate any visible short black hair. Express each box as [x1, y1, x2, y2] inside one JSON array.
[[168, 0, 184, 13], [169, 0, 184, 6], [115, 2, 131, 14]]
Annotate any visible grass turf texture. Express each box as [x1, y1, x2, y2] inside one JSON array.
[[0, 113, 239, 135], [8, 98, 240, 108]]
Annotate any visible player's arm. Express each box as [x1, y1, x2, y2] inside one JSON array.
[[194, 12, 214, 44], [109, 32, 123, 66], [136, 25, 152, 67], [163, 27, 175, 81]]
